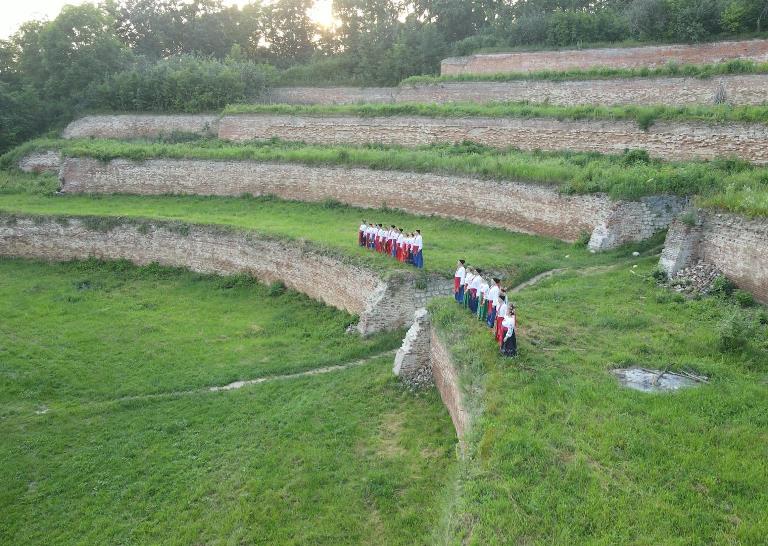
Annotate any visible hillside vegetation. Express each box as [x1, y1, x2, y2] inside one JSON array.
[[6, 138, 768, 216], [0, 258, 454, 544], [0, 185, 644, 283], [430, 259, 768, 543], [223, 101, 768, 128]]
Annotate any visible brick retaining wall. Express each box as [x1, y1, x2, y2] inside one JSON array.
[[62, 114, 219, 140], [660, 211, 768, 303], [0, 214, 451, 334], [393, 309, 469, 441], [217, 115, 768, 164], [268, 74, 768, 107], [441, 39, 768, 75], [55, 156, 685, 249]]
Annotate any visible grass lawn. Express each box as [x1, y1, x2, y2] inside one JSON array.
[[430, 259, 768, 544], [0, 258, 403, 406], [0, 258, 456, 545], [0, 190, 653, 284]]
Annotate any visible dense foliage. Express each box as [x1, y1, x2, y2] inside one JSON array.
[[1, 0, 768, 153]]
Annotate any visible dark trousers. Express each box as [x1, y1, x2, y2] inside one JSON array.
[[501, 330, 517, 357], [455, 285, 464, 304]]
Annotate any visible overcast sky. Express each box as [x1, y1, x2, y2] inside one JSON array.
[[0, 0, 335, 39]]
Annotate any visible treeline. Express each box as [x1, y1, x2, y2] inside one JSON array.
[[2, 0, 768, 154]]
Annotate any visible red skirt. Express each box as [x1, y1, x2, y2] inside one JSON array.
[[495, 316, 504, 342], [454, 277, 460, 293]]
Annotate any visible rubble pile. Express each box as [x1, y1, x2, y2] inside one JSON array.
[[669, 260, 723, 295]]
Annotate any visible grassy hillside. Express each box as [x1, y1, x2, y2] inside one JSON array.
[[0, 258, 455, 544], [5, 139, 768, 216], [430, 259, 768, 544], [0, 189, 659, 284]]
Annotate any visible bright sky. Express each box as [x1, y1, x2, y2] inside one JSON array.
[[0, 0, 336, 39]]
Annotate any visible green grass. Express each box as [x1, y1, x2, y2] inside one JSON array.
[[0, 191, 659, 283], [401, 59, 768, 85], [0, 258, 456, 544], [5, 138, 768, 215], [222, 101, 768, 129], [429, 260, 768, 544], [0, 258, 403, 406]]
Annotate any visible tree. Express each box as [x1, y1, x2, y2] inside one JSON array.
[[263, 0, 317, 65], [38, 4, 131, 102]]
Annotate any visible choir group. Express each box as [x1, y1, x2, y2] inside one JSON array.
[[454, 260, 517, 357], [358, 220, 424, 269]]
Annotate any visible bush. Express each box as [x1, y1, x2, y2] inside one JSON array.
[[651, 267, 668, 283], [733, 289, 755, 308], [268, 281, 286, 297], [680, 210, 698, 227], [574, 231, 592, 248], [710, 275, 735, 296], [717, 310, 757, 352], [88, 55, 275, 113]]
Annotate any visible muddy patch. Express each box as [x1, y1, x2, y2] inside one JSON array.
[[612, 367, 705, 393]]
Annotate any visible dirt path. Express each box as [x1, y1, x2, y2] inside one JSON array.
[[509, 269, 566, 293], [105, 350, 396, 404]]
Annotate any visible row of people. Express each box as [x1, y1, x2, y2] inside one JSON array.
[[358, 221, 424, 269], [454, 259, 517, 357]]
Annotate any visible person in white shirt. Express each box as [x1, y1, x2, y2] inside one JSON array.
[[468, 268, 484, 314], [359, 220, 367, 247], [486, 278, 500, 328], [495, 290, 508, 342], [412, 230, 423, 268], [501, 305, 517, 357], [463, 268, 475, 309], [478, 277, 489, 321], [396, 229, 405, 262], [389, 226, 397, 258], [366, 224, 375, 250], [454, 260, 466, 304]]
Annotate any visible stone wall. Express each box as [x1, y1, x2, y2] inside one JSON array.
[[56, 156, 684, 248], [62, 114, 219, 140], [441, 39, 768, 75], [589, 196, 688, 250], [217, 115, 768, 164], [18, 151, 61, 174], [0, 213, 451, 333], [660, 210, 768, 303], [267, 74, 768, 107], [429, 327, 469, 440], [393, 309, 469, 440]]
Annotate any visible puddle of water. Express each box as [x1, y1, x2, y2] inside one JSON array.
[[612, 367, 702, 393]]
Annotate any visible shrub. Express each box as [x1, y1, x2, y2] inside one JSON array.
[[733, 289, 755, 308], [268, 281, 286, 297], [757, 310, 768, 325], [574, 231, 591, 248], [710, 275, 735, 297], [651, 267, 668, 283], [621, 149, 651, 165], [717, 311, 757, 352], [680, 210, 698, 227]]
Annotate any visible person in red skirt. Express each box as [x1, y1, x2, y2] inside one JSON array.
[[495, 290, 508, 343]]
